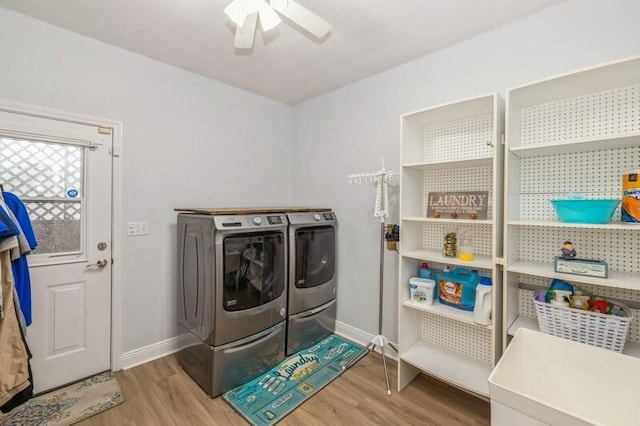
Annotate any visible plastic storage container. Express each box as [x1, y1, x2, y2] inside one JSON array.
[[409, 277, 436, 306], [437, 267, 479, 311], [550, 199, 620, 224]]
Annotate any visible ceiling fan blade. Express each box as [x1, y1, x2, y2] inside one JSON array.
[[269, 0, 330, 38], [224, 0, 248, 27], [259, 3, 281, 32], [234, 13, 258, 49]]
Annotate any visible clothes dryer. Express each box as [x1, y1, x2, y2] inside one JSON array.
[[285, 211, 337, 355], [176, 213, 288, 397]]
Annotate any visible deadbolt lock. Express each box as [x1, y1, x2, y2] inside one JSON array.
[[98, 242, 108, 251]]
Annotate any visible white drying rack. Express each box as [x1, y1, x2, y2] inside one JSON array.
[[344, 158, 399, 395], [347, 158, 399, 223]]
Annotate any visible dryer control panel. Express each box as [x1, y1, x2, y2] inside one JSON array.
[[267, 215, 284, 225], [214, 214, 288, 230], [287, 211, 336, 225]]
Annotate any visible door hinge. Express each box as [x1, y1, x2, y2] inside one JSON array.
[[98, 127, 112, 135]]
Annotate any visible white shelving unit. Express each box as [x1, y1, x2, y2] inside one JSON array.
[[398, 94, 504, 398], [503, 56, 640, 357]]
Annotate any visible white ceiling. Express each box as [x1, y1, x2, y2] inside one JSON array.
[[0, 0, 566, 104]]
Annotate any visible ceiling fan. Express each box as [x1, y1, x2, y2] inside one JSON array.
[[224, 0, 331, 49]]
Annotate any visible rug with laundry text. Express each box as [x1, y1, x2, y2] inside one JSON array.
[[222, 334, 365, 425]]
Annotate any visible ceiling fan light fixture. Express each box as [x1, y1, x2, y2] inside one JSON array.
[[227, 0, 330, 49]]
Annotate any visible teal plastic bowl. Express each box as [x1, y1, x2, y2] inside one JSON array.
[[550, 199, 621, 224]]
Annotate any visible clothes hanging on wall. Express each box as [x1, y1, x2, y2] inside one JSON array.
[[0, 240, 32, 410], [0, 205, 19, 320], [0, 191, 37, 326], [0, 187, 36, 411]]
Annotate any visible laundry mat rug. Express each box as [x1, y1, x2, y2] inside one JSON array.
[[223, 335, 365, 426], [0, 371, 125, 426]]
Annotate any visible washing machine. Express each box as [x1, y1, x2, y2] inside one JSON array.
[[176, 212, 288, 397], [285, 210, 337, 355]]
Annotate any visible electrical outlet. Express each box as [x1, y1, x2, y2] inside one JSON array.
[[127, 221, 149, 236]]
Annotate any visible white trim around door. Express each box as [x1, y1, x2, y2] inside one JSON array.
[[0, 99, 124, 371]]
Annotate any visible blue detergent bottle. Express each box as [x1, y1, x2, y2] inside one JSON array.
[[437, 267, 479, 311], [419, 262, 435, 280]]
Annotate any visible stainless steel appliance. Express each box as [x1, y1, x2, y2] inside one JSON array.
[[285, 211, 337, 355], [176, 213, 288, 397]]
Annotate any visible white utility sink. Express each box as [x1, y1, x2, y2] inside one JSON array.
[[489, 328, 640, 425]]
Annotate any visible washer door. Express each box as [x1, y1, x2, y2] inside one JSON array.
[[295, 225, 335, 289]]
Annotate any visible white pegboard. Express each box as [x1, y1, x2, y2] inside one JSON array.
[[517, 287, 640, 343], [520, 84, 640, 146], [423, 166, 494, 219], [519, 289, 537, 318], [422, 222, 492, 257], [518, 145, 640, 221], [421, 313, 491, 363], [517, 226, 640, 274], [423, 114, 494, 162]]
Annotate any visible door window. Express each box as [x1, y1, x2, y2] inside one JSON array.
[[295, 226, 335, 288], [223, 231, 284, 311], [0, 137, 84, 257]]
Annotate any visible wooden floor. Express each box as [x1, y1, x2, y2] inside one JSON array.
[[80, 353, 490, 425]]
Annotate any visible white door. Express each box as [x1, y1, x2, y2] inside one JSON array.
[[0, 110, 112, 393]]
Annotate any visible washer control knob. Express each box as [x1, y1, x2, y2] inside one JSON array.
[[313, 214, 321, 221], [252, 216, 263, 225]]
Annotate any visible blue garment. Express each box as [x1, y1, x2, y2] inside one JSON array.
[[3, 193, 37, 250], [0, 205, 19, 239], [3, 192, 37, 326]]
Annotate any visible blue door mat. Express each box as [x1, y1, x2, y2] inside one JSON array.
[[223, 335, 365, 425]]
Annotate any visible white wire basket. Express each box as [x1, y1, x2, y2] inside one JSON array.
[[533, 299, 633, 353]]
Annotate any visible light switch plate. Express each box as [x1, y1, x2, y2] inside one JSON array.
[[127, 221, 149, 236]]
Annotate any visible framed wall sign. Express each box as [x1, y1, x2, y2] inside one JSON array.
[[426, 191, 489, 219]]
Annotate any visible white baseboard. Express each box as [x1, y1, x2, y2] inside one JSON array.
[[120, 321, 398, 370], [334, 320, 398, 361], [120, 334, 193, 370]]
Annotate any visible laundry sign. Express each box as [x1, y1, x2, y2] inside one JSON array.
[[426, 191, 489, 220]]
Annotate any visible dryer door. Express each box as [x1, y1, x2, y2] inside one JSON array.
[[295, 225, 335, 289], [289, 225, 336, 315]]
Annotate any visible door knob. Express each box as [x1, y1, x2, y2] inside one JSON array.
[[86, 259, 108, 269]]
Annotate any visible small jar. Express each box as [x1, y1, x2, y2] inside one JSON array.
[[443, 231, 457, 257]]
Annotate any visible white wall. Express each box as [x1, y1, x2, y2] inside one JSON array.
[[3, 0, 640, 364], [0, 8, 293, 354], [291, 0, 640, 343]]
